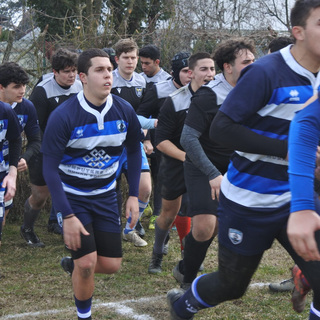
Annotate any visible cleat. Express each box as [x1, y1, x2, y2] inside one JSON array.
[[48, 221, 62, 234], [291, 265, 311, 313], [173, 261, 184, 284], [20, 227, 45, 248], [167, 288, 194, 320], [148, 215, 157, 230], [61, 257, 74, 276], [122, 229, 147, 247], [148, 250, 163, 274], [135, 220, 145, 238], [269, 278, 295, 292]]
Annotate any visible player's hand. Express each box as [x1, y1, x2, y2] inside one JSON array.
[[209, 175, 223, 201], [17, 158, 28, 172], [125, 196, 139, 229], [63, 215, 90, 251], [143, 140, 154, 155], [287, 210, 320, 261], [2, 166, 17, 202]]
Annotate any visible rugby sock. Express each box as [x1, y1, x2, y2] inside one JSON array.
[[123, 200, 148, 234], [153, 183, 161, 217], [183, 233, 213, 283], [22, 199, 41, 229], [154, 220, 170, 254], [174, 215, 191, 250], [310, 303, 320, 319], [74, 295, 92, 319], [173, 274, 214, 318]]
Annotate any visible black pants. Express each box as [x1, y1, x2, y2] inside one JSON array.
[[197, 227, 320, 310]]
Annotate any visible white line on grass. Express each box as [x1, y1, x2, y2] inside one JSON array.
[[1, 284, 270, 319]]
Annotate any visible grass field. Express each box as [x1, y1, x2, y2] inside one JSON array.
[[0, 212, 312, 320]]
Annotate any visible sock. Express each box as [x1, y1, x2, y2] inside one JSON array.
[[175, 215, 191, 250], [310, 303, 320, 319], [173, 274, 214, 318], [153, 220, 170, 254], [183, 233, 214, 283], [124, 200, 148, 234], [74, 295, 92, 319], [153, 183, 162, 217], [22, 199, 41, 229]]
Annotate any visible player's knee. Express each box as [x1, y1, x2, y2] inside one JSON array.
[[192, 225, 215, 242], [76, 259, 96, 279], [138, 184, 151, 202]]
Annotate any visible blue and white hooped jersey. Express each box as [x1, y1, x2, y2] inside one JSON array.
[[3, 98, 39, 170], [0, 102, 21, 180], [220, 45, 320, 211], [41, 91, 143, 197]]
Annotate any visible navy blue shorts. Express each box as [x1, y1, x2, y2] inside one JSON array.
[[62, 190, 121, 234], [218, 191, 291, 256]]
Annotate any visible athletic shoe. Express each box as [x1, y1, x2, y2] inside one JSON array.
[[135, 220, 145, 238], [20, 227, 45, 248], [291, 265, 311, 313], [148, 250, 163, 274], [122, 229, 147, 247], [144, 204, 153, 217], [47, 221, 62, 234], [148, 215, 157, 230], [167, 288, 194, 320], [60, 257, 74, 276], [173, 261, 184, 284], [269, 278, 294, 292], [163, 234, 170, 255]]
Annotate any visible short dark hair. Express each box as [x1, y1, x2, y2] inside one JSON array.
[[139, 45, 160, 61], [78, 48, 109, 75], [268, 37, 294, 53], [188, 52, 213, 70], [291, 0, 320, 28], [213, 38, 256, 72], [114, 38, 139, 58], [51, 48, 78, 72], [0, 62, 29, 87]]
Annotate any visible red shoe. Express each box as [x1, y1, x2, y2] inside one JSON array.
[[291, 265, 311, 313]]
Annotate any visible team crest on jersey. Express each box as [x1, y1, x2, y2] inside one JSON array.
[[117, 120, 126, 133], [75, 129, 83, 138], [0, 121, 4, 132], [228, 228, 243, 245], [135, 87, 143, 97]]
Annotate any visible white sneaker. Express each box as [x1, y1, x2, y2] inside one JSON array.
[[122, 229, 147, 247]]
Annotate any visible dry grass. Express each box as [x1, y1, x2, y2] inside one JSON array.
[[0, 210, 312, 320]]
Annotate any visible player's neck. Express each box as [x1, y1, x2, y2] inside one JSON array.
[[0, 93, 11, 105], [83, 89, 108, 107], [291, 44, 320, 74], [118, 68, 134, 81], [148, 67, 161, 78]]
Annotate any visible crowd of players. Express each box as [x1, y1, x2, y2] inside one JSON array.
[[0, 0, 320, 318]]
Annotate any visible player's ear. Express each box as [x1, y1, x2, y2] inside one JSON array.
[[0, 84, 4, 92], [292, 26, 304, 42], [79, 72, 87, 84], [223, 62, 232, 74]]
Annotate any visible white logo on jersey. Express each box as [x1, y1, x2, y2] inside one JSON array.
[[55, 97, 59, 103], [289, 89, 300, 101], [83, 149, 111, 168], [117, 88, 121, 94], [76, 129, 83, 138], [228, 228, 243, 245]]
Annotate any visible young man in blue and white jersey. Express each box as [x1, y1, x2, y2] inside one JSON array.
[[42, 49, 142, 320], [167, 1, 320, 319], [0, 62, 41, 239], [0, 101, 22, 243]]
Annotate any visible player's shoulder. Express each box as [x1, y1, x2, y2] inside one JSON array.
[[132, 72, 146, 87]]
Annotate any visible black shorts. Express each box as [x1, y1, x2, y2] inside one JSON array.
[[70, 222, 123, 260], [28, 152, 46, 186], [157, 155, 186, 201], [184, 161, 218, 217]]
